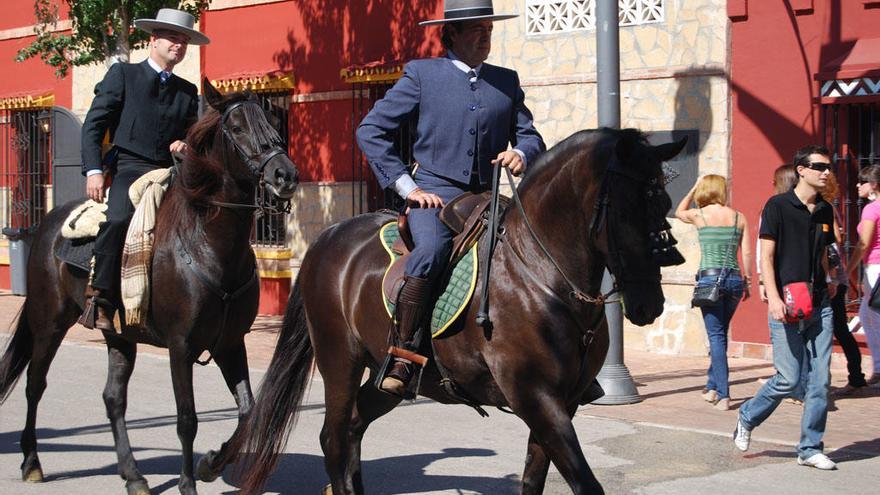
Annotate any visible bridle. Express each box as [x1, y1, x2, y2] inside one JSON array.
[[211, 99, 291, 215], [503, 148, 676, 306]]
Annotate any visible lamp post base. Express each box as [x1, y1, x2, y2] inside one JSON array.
[[593, 363, 641, 405]]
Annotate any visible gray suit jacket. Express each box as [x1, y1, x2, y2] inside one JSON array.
[[357, 57, 545, 190]]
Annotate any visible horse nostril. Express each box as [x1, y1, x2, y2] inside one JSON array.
[[275, 167, 297, 186]]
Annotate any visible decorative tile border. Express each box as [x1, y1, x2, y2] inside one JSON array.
[[525, 0, 664, 36]]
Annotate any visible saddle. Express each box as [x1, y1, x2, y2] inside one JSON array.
[[382, 191, 510, 333]]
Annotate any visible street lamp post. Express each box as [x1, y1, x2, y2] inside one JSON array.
[[593, 0, 641, 405]]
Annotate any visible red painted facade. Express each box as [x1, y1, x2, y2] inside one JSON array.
[[200, 1, 443, 182], [729, 0, 880, 346]]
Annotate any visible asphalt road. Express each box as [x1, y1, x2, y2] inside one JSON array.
[[1, 342, 876, 494]]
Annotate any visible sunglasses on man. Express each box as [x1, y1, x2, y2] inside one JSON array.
[[805, 162, 832, 172]]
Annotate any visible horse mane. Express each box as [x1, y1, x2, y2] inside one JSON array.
[[517, 127, 649, 193]]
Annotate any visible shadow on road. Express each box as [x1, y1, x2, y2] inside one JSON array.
[[221, 448, 519, 494]]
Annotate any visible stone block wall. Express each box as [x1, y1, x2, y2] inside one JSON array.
[[488, 0, 731, 356]]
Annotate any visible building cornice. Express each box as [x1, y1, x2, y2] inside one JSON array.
[[211, 71, 295, 94], [208, 0, 289, 11], [0, 92, 55, 110], [0, 20, 71, 41]]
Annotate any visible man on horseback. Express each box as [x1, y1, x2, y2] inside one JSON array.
[[78, 9, 210, 332], [356, 0, 546, 396]]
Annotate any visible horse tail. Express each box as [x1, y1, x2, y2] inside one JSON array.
[[235, 279, 314, 494], [0, 307, 32, 405]]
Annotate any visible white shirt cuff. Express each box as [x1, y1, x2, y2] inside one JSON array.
[[513, 148, 527, 169], [393, 174, 418, 199], [86, 169, 103, 177]]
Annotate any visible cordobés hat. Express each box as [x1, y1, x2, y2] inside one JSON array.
[[419, 0, 518, 26], [134, 8, 210, 45]]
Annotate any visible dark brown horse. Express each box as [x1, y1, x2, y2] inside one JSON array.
[[234, 128, 685, 494], [0, 80, 298, 495]]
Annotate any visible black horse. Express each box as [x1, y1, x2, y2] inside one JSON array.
[[0, 79, 298, 495], [232, 128, 685, 494]]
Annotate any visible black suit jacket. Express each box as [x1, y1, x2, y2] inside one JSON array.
[[81, 60, 199, 174]]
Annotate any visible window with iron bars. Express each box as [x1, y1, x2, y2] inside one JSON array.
[[1, 108, 51, 237], [250, 91, 291, 248], [350, 81, 413, 214], [821, 102, 880, 306]]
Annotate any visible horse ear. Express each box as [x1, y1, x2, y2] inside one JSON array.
[[615, 128, 642, 164], [202, 77, 224, 110], [654, 136, 688, 162]]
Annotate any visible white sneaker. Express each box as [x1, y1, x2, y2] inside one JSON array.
[[798, 453, 837, 470], [733, 418, 751, 452]]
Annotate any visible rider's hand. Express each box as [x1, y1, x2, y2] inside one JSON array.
[[759, 283, 768, 303], [86, 173, 105, 202], [406, 188, 444, 209], [169, 140, 188, 153], [492, 150, 525, 176], [768, 297, 786, 322]]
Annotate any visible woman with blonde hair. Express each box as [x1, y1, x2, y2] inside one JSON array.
[[676, 175, 752, 410]]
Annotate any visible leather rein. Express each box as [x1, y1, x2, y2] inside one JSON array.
[[500, 153, 665, 307]]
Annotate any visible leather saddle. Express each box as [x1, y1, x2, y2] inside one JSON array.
[[382, 191, 510, 305]]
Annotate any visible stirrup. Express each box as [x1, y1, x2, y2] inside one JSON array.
[[77, 296, 98, 329], [378, 346, 429, 399]]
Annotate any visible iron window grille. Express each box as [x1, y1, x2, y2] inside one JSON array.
[[250, 91, 291, 248], [1, 108, 51, 237]]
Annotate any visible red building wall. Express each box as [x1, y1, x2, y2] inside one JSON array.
[[201, 1, 443, 182], [729, 1, 880, 345]]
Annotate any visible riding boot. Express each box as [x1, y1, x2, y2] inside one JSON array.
[[78, 286, 117, 332], [381, 276, 432, 397]]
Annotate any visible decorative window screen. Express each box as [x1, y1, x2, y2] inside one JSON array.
[[525, 0, 664, 35]]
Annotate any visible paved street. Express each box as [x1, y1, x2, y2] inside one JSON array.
[[1, 292, 878, 494]]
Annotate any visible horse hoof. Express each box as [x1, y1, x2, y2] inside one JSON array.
[[196, 450, 220, 482], [125, 479, 151, 495], [22, 466, 44, 483], [322, 484, 333, 495]]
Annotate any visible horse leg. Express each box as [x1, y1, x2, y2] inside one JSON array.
[[196, 341, 253, 482], [19, 329, 66, 483], [511, 396, 603, 494], [342, 374, 403, 494], [102, 335, 150, 495], [521, 402, 578, 495], [168, 346, 199, 495], [319, 359, 371, 495]]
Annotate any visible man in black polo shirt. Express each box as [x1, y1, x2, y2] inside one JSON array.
[[733, 144, 838, 470]]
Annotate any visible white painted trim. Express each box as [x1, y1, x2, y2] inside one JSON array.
[[291, 89, 367, 103], [0, 19, 72, 41], [209, 0, 289, 11], [519, 65, 726, 88]]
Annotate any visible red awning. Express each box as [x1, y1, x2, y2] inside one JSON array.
[[816, 37, 880, 81]]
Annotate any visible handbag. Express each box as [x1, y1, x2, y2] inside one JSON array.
[[692, 282, 721, 307], [692, 212, 738, 308], [782, 281, 813, 323]]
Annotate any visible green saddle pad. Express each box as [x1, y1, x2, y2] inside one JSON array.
[[380, 222, 478, 338]]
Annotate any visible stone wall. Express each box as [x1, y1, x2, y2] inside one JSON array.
[[489, 0, 731, 355], [286, 182, 365, 260]]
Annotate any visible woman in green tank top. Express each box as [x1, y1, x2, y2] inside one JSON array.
[[675, 175, 752, 411]]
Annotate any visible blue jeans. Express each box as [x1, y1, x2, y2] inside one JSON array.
[[739, 303, 833, 458], [697, 270, 743, 400]]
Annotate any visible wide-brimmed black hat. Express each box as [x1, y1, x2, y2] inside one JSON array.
[[420, 0, 518, 26], [134, 8, 210, 45]]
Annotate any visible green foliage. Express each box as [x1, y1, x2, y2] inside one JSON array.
[[15, 1, 210, 78]]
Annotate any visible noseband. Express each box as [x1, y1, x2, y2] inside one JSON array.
[[212, 100, 291, 215]]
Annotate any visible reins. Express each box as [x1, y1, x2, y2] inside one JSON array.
[[502, 167, 618, 305]]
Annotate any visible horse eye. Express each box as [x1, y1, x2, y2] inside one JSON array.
[[232, 126, 243, 134]]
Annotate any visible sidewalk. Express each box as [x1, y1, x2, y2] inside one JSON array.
[[2, 291, 877, 459]]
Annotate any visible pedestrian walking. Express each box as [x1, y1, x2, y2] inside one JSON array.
[[676, 175, 752, 411], [734, 145, 838, 471], [846, 164, 880, 386]]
